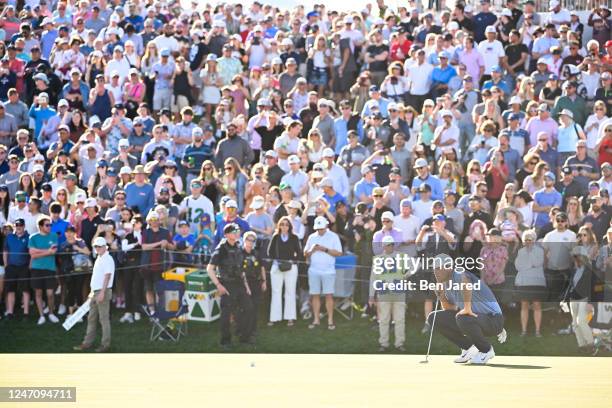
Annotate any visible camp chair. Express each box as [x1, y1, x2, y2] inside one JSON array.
[[333, 254, 357, 320], [592, 302, 612, 354], [142, 279, 188, 342]]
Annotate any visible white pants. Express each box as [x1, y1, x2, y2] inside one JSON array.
[[269, 263, 298, 322], [570, 299, 594, 348], [378, 301, 406, 348]]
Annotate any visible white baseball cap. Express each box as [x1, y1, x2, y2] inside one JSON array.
[[118, 138, 130, 148], [382, 235, 395, 244], [381, 211, 394, 221], [318, 177, 334, 188], [33, 164, 44, 173], [85, 198, 97, 208], [288, 155, 300, 164], [485, 25, 497, 34], [322, 147, 335, 158], [414, 158, 428, 169], [225, 199, 238, 208], [93, 236, 107, 247], [313, 216, 329, 229], [250, 196, 265, 209]]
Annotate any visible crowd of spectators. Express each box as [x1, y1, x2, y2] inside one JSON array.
[[0, 0, 611, 350]]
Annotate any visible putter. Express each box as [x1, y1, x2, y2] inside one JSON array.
[[420, 299, 440, 364]]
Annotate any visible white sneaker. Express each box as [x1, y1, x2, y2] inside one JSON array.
[[470, 346, 495, 365], [119, 312, 134, 324], [48, 314, 60, 323], [37, 316, 46, 325], [134, 312, 141, 321], [43, 306, 49, 314], [58, 304, 67, 315], [454, 345, 479, 363]]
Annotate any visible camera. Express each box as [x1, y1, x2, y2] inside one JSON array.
[[252, 36, 261, 45], [390, 77, 398, 85]]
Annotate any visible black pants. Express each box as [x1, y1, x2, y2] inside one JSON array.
[[428, 309, 504, 353], [406, 93, 428, 112], [66, 273, 86, 307], [247, 278, 263, 335], [123, 267, 143, 313], [219, 281, 254, 345], [545, 269, 570, 302]]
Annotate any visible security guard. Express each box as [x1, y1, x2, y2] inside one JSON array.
[[207, 223, 254, 348], [242, 231, 267, 336]]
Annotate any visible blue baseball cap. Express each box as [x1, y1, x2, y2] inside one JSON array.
[[433, 214, 446, 222], [491, 65, 502, 73]]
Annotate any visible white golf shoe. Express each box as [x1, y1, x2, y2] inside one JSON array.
[[470, 346, 495, 365], [37, 316, 46, 325], [48, 313, 60, 323], [454, 345, 479, 363]]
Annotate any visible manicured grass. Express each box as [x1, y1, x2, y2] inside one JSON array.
[[0, 305, 598, 356]]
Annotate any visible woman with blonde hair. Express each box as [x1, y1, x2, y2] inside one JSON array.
[[201, 55, 223, 123], [514, 229, 546, 337], [140, 42, 159, 107], [304, 128, 325, 165], [437, 159, 458, 193], [576, 225, 599, 260], [517, 77, 535, 110], [566, 196, 584, 233], [307, 34, 332, 95], [245, 164, 271, 212], [523, 161, 549, 195], [465, 159, 484, 194], [198, 160, 221, 206], [220, 157, 248, 214], [584, 101, 608, 159]]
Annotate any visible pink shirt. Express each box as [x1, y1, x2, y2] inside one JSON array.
[[457, 48, 484, 85], [525, 117, 559, 146]]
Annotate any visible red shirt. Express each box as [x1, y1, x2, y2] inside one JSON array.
[[484, 162, 509, 200], [390, 40, 412, 62], [8, 57, 25, 93], [598, 137, 612, 166]]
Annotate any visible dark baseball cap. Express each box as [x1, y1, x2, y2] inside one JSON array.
[[223, 223, 240, 234], [14, 218, 25, 226]]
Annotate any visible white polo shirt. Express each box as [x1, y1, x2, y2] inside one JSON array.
[[305, 229, 342, 275], [91, 250, 115, 291]]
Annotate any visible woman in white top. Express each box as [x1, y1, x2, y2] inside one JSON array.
[[514, 229, 546, 337], [513, 190, 535, 229], [303, 169, 325, 217], [304, 129, 325, 165], [380, 63, 409, 103], [584, 101, 609, 158], [123, 40, 141, 69]]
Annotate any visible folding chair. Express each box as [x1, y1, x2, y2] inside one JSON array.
[[592, 302, 612, 354], [333, 254, 357, 320], [142, 279, 189, 342]]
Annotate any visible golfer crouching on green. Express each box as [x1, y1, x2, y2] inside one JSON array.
[[428, 254, 507, 365]]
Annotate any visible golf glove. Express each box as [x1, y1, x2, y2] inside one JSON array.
[[497, 328, 507, 344]]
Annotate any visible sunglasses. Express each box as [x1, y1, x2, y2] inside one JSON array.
[[42, 224, 51, 227]]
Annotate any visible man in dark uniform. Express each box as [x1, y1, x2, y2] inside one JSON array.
[[207, 223, 255, 348], [242, 231, 266, 337]]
